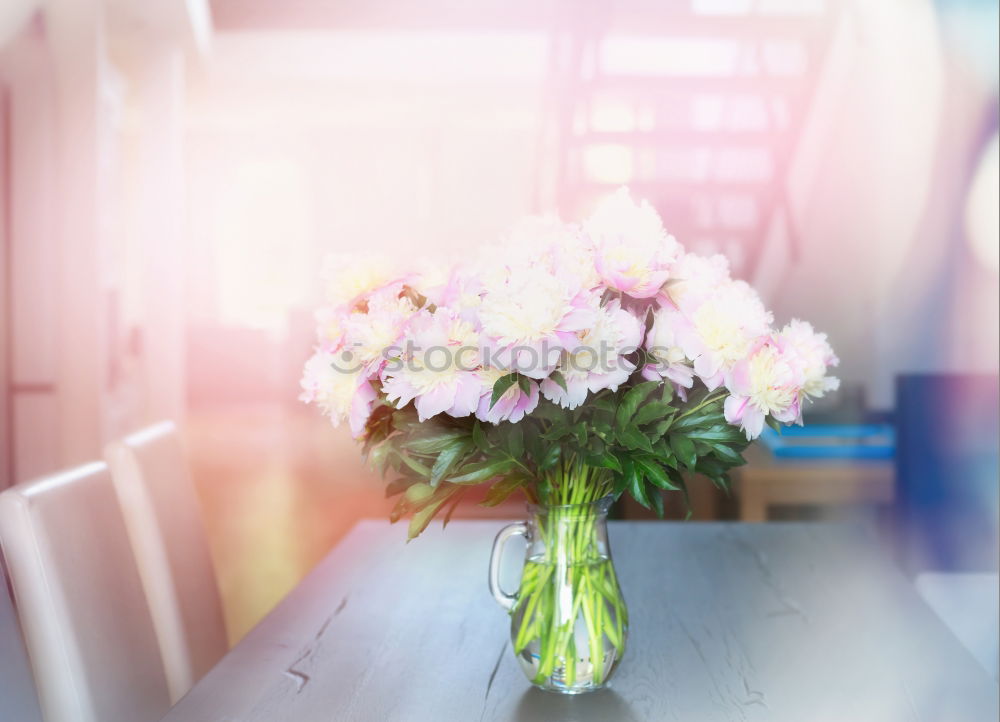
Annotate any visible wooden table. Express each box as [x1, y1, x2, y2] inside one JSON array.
[[734, 444, 895, 522], [162, 521, 997, 721]]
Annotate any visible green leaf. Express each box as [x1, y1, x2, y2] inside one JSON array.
[[669, 434, 698, 470], [696, 456, 726, 475], [632, 401, 675, 427], [404, 429, 468, 454], [635, 456, 678, 490], [541, 423, 570, 442], [538, 444, 561, 471], [618, 426, 654, 453], [472, 420, 490, 451], [671, 410, 722, 432], [649, 486, 665, 518], [428, 440, 469, 488], [594, 451, 623, 473], [489, 374, 518, 409], [397, 452, 433, 477], [592, 394, 616, 412], [549, 370, 569, 392], [367, 441, 393, 477], [667, 467, 689, 502], [627, 464, 652, 510], [389, 494, 409, 523], [615, 381, 659, 429], [517, 375, 531, 395], [653, 438, 677, 464], [506, 424, 524, 459], [530, 402, 565, 423], [709, 443, 744, 465], [480, 476, 527, 507], [524, 422, 544, 462], [612, 470, 629, 497], [652, 417, 674, 436], [405, 482, 434, 504], [385, 476, 416, 498], [441, 487, 468, 528], [447, 459, 514, 484], [686, 425, 743, 442], [407, 485, 461, 539], [693, 439, 714, 457], [766, 416, 783, 433]]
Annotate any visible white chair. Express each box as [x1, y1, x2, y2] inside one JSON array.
[[104, 421, 228, 703], [1, 561, 44, 722], [0, 462, 171, 722]]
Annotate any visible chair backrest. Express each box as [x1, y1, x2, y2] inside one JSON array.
[[0, 559, 44, 722], [0, 462, 171, 722], [104, 421, 228, 703]]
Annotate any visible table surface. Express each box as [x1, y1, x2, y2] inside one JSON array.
[[162, 521, 998, 722]]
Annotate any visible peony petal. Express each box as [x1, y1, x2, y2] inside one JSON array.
[[701, 370, 725, 392], [724, 395, 749, 424], [447, 373, 482, 418], [349, 381, 377, 438], [414, 384, 455, 422], [664, 363, 695, 388], [694, 352, 720, 381], [726, 360, 752, 397], [641, 364, 661, 382], [742, 406, 766, 440]]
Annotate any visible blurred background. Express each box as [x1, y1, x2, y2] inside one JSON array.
[[0, 0, 997, 643]]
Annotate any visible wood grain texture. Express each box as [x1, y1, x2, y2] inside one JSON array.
[[734, 444, 894, 521], [161, 521, 998, 722]]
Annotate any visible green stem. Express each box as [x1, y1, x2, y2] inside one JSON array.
[[673, 389, 726, 421], [511, 460, 628, 690]]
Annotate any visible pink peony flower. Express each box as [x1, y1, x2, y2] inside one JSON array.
[[430, 264, 485, 325], [476, 366, 540, 424], [642, 306, 696, 390], [380, 309, 482, 421], [540, 300, 644, 409], [723, 340, 803, 440], [508, 216, 601, 292], [299, 349, 377, 438], [777, 319, 840, 399], [585, 188, 681, 299], [477, 259, 598, 379], [313, 305, 347, 348], [665, 279, 773, 391], [340, 285, 419, 376], [302, 191, 839, 446], [321, 252, 411, 309], [665, 252, 732, 308]]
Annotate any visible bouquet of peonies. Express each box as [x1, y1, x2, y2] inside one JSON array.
[[301, 188, 839, 535], [301, 188, 838, 692]]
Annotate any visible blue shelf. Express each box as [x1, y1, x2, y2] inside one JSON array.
[[760, 424, 895, 460]]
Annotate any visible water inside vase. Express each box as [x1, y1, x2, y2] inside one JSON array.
[[511, 554, 627, 694]]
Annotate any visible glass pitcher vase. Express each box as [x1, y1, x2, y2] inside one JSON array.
[[488, 495, 628, 694]]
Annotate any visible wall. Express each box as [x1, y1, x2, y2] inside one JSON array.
[[766, 0, 998, 410], [0, 0, 203, 484]]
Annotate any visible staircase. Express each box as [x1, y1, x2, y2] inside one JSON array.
[[535, 0, 846, 280]]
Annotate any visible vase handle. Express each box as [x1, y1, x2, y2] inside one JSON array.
[[488, 522, 528, 612]]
